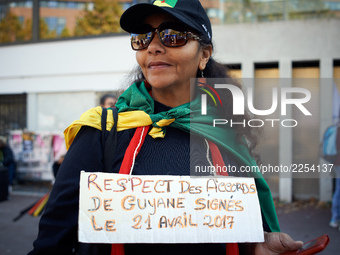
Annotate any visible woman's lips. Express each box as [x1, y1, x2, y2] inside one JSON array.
[[148, 61, 171, 69]]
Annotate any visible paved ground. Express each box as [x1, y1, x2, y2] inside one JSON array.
[[0, 187, 339, 255], [0, 194, 42, 254]]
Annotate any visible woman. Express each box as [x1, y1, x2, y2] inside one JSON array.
[[28, 0, 303, 254], [329, 125, 340, 229]]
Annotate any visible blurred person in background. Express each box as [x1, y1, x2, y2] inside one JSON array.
[[0, 136, 16, 192], [100, 94, 117, 108], [28, 1, 304, 254], [329, 124, 340, 230], [52, 137, 67, 179], [52, 155, 65, 178]]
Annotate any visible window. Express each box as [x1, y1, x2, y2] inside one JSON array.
[[0, 1, 33, 43], [325, 1, 340, 10], [38, 0, 123, 39], [66, 2, 76, 9], [40, 1, 92, 9], [0, 0, 124, 44], [48, 1, 58, 8], [0, 94, 27, 136], [43, 16, 66, 36], [77, 2, 86, 10], [254, 62, 279, 78], [292, 61, 320, 78], [225, 63, 242, 79]]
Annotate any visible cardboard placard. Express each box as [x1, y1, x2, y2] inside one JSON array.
[[79, 172, 264, 243]]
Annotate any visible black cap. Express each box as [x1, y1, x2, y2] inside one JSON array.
[[120, 0, 212, 44]]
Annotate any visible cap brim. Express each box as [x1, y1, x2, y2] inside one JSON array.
[[120, 4, 198, 34]]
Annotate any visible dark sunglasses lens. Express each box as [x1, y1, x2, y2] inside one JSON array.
[[131, 32, 152, 50], [131, 24, 154, 50], [159, 28, 188, 47], [158, 22, 188, 47]]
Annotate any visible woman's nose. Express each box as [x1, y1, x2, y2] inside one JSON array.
[[147, 32, 165, 54]]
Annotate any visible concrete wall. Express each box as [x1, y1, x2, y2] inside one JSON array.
[[27, 92, 96, 131], [0, 34, 135, 94], [213, 19, 340, 69]]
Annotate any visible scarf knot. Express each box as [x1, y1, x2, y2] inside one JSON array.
[[148, 108, 190, 138]]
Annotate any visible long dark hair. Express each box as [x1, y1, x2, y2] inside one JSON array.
[[201, 57, 262, 163], [124, 44, 261, 163]]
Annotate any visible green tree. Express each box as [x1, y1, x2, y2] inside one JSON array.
[[0, 12, 58, 43], [0, 12, 22, 43], [61, 27, 71, 38], [74, 0, 123, 36], [17, 18, 32, 41]]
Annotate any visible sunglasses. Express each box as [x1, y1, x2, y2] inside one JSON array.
[[130, 21, 201, 51]]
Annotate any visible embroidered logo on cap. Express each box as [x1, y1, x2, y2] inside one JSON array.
[[153, 0, 178, 8], [202, 24, 211, 39]]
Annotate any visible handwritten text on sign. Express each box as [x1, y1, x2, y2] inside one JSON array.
[[78, 172, 264, 243]]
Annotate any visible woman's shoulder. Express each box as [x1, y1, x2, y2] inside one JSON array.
[[64, 106, 107, 149]]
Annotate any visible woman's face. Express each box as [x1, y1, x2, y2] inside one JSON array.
[[136, 13, 211, 106]]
